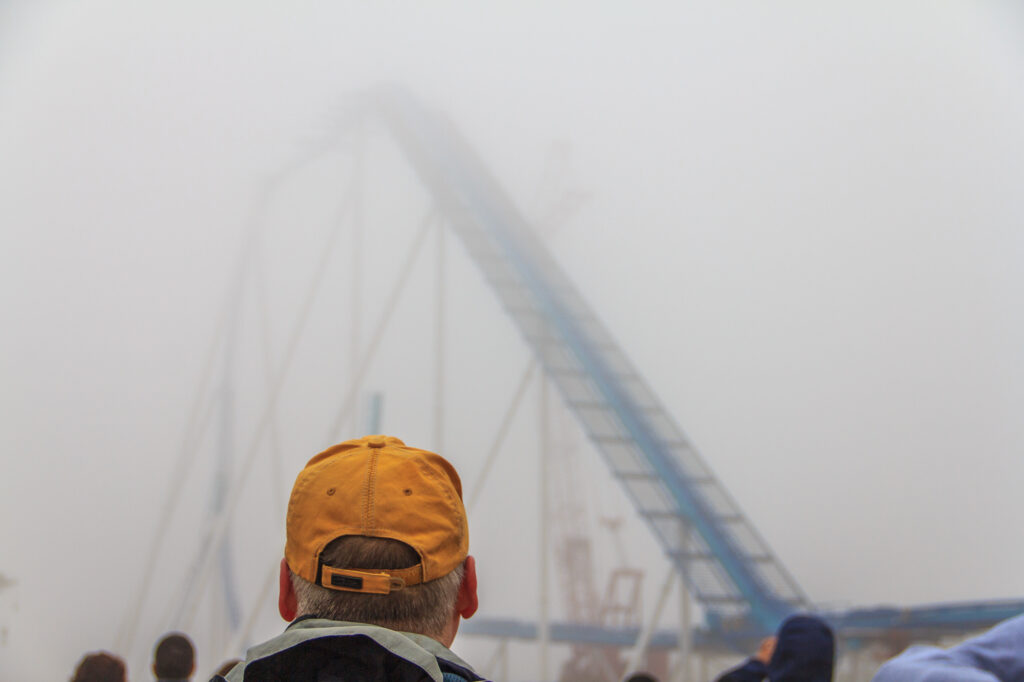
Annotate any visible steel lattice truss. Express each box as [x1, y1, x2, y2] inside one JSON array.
[[360, 87, 1024, 645]]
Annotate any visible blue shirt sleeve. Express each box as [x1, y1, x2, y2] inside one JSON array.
[[872, 614, 1024, 682]]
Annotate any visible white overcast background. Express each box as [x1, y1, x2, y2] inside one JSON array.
[[2, 2, 1024, 681]]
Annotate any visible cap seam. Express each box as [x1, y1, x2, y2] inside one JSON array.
[[363, 450, 379, 531], [415, 458, 466, 579]]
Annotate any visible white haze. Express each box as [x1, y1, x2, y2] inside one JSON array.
[[2, 2, 1024, 680]]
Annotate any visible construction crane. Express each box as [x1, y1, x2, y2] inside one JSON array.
[[545, 406, 648, 682]]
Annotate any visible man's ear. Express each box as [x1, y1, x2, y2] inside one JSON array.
[[278, 557, 298, 622], [456, 555, 479, 619]]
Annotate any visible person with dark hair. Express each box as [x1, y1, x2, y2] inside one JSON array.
[[154, 632, 195, 681], [71, 651, 127, 682], [871, 612, 1024, 682], [213, 435, 483, 682], [716, 614, 834, 682], [625, 673, 660, 682]]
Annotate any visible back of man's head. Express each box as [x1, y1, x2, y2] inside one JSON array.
[[767, 615, 835, 682], [290, 534, 465, 635], [153, 632, 195, 680], [280, 435, 476, 640], [71, 652, 126, 682]]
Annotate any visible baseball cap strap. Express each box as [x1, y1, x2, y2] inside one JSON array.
[[320, 565, 425, 594]]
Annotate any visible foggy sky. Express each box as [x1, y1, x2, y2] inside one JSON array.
[[3, 3, 1024, 680]]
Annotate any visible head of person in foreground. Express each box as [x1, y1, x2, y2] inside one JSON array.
[[277, 435, 478, 647]]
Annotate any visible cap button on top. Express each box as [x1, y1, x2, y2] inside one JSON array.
[[367, 437, 386, 449]]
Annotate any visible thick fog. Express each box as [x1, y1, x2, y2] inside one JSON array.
[[3, 3, 1024, 681]]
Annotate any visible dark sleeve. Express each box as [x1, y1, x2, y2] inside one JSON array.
[[715, 658, 768, 682]]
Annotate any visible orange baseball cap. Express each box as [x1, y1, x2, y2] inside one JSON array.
[[285, 435, 469, 594]]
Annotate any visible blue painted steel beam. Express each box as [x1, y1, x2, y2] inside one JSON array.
[[461, 616, 710, 650], [462, 599, 1024, 651], [367, 86, 793, 632], [827, 599, 1024, 634]]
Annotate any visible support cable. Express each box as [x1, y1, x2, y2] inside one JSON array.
[[466, 358, 538, 513], [538, 379, 551, 682], [253, 229, 287, 520], [115, 318, 226, 651], [177, 176, 358, 633], [433, 218, 446, 450], [222, 164, 365, 659], [149, 391, 231, 635], [349, 120, 364, 437], [481, 640, 509, 681], [323, 209, 437, 442], [114, 172, 277, 653], [624, 564, 676, 677], [223, 559, 279, 662], [179, 207, 436, 632], [674, 522, 694, 682]]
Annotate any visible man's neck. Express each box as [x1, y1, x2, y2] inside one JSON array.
[[291, 612, 454, 647]]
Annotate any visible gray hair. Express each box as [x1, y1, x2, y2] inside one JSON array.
[[290, 535, 464, 638]]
